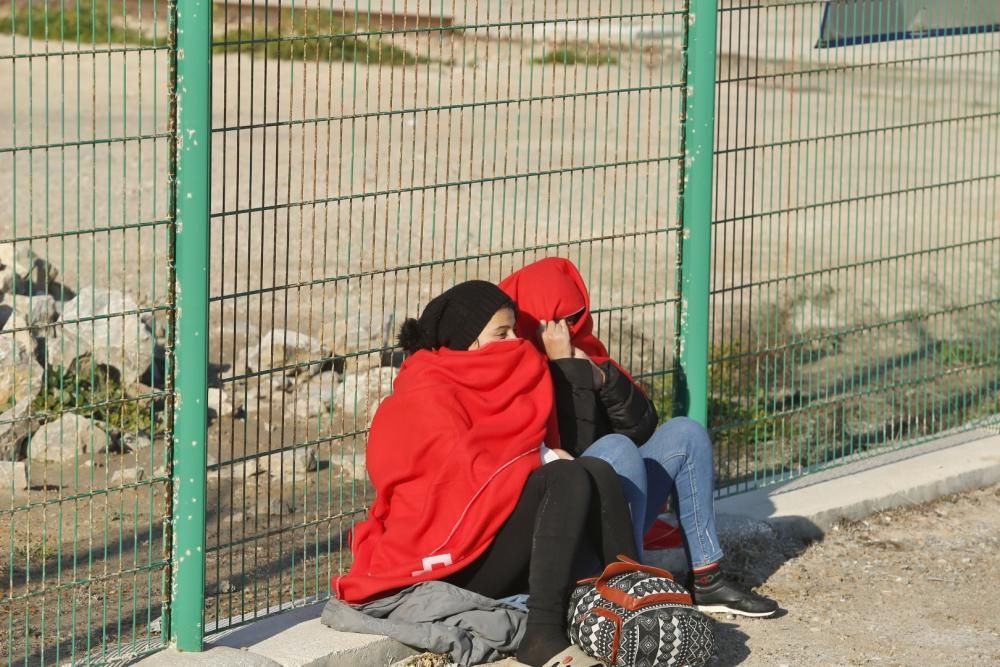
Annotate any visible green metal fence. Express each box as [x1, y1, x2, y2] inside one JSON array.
[[1, 0, 997, 662], [707, 0, 1000, 494], [1, 0, 172, 663]]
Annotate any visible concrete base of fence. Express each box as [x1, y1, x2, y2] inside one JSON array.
[[714, 427, 1000, 542], [133, 427, 999, 667]]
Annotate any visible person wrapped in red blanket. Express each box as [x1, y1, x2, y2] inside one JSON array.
[[334, 280, 635, 667], [500, 257, 779, 618]]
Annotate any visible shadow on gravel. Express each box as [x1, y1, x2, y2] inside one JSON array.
[[711, 621, 752, 665]]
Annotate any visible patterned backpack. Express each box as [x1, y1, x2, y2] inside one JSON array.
[[566, 556, 716, 667]]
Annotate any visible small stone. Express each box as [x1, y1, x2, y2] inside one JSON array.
[[110, 466, 145, 485], [244, 329, 332, 381], [120, 432, 153, 452], [0, 401, 44, 462], [259, 447, 318, 478], [291, 370, 340, 419], [0, 461, 28, 490], [49, 287, 156, 384], [26, 413, 113, 463], [335, 367, 396, 427], [0, 314, 44, 411], [2, 294, 58, 328], [268, 497, 296, 516], [0, 243, 59, 296], [207, 387, 233, 417]]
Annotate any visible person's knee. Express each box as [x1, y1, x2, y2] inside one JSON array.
[[585, 434, 645, 479], [576, 455, 622, 490], [541, 459, 592, 504], [661, 417, 713, 454], [594, 433, 636, 450]]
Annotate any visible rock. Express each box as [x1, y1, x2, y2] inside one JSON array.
[[0, 243, 59, 297], [334, 458, 367, 481], [291, 371, 340, 419], [110, 466, 146, 485], [1, 294, 58, 328], [0, 401, 44, 461], [244, 329, 332, 383], [258, 446, 318, 478], [0, 461, 28, 490], [335, 367, 396, 427], [120, 432, 153, 452], [0, 314, 44, 412], [50, 288, 155, 383], [267, 496, 297, 516], [26, 413, 113, 463], [207, 387, 233, 417]]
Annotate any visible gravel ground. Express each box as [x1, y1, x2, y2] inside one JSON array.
[[712, 484, 1000, 666]]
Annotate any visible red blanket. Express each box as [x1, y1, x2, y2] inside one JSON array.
[[500, 257, 636, 385], [333, 339, 558, 604]]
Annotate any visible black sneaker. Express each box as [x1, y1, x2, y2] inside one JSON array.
[[690, 576, 779, 618]]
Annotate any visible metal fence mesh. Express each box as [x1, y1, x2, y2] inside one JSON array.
[[1, 0, 171, 663], [205, 0, 686, 632], [1, 0, 997, 661], [709, 0, 1000, 494]]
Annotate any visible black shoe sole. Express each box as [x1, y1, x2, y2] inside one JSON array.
[[696, 603, 779, 618]]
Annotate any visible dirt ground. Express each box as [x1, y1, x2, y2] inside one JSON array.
[[710, 485, 1000, 666]]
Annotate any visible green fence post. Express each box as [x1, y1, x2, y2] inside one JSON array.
[[675, 0, 719, 426], [170, 0, 212, 651]]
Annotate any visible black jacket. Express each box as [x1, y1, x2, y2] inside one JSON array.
[[548, 358, 659, 457]]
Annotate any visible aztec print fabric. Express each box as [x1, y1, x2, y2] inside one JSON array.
[[566, 557, 715, 666]]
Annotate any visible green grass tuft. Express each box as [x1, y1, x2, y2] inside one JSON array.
[[0, 1, 164, 46], [531, 47, 619, 66], [214, 8, 431, 65], [32, 359, 163, 438]]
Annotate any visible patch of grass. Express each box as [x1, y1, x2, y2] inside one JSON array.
[[531, 47, 619, 66], [32, 359, 163, 438], [214, 8, 431, 65], [934, 340, 1000, 367], [0, 1, 165, 46]]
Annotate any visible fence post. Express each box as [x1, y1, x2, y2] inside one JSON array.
[[169, 0, 212, 651], [675, 0, 719, 426]]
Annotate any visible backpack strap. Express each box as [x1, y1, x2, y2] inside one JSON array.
[[577, 554, 693, 611]]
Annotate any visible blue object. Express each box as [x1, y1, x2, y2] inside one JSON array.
[[816, 0, 1000, 48]]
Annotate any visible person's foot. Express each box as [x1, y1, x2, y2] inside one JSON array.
[[691, 575, 779, 617], [687, 566, 779, 618]]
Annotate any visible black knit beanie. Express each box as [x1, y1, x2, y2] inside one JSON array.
[[398, 280, 515, 353]]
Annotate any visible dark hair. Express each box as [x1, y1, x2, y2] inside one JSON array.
[[397, 281, 515, 354], [397, 317, 430, 354]]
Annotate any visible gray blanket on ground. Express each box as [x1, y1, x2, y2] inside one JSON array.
[[321, 581, 527, 666]]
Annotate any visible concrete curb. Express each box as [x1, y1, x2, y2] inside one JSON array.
[[715, 428, 1000, 542]]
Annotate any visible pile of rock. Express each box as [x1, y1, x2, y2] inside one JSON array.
[[0, 243, 401, 493]]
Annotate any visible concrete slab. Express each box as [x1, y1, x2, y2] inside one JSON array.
[[208, 602, 417, 667], [716, 429, 1000, 540], [133, 645, 282, 667]]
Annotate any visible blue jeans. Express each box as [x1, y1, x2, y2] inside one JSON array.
[[581, 417, 724, 568]]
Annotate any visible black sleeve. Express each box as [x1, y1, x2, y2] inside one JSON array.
[[548, 358, 604, 457], [597, 361, 659, 444]]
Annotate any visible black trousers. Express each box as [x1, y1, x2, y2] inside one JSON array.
[[447, 457, 637, 628]]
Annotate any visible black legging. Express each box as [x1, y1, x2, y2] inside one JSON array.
[[447, 457, 637, 630]]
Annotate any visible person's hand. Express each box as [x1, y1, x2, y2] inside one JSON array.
[[550, 448, 575, 460], [538, 319, 573, 359]]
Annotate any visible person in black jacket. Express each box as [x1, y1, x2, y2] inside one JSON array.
[[500, 258, 778, 618]]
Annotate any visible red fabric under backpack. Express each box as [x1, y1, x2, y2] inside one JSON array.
[[333, 339, 560, 604]]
